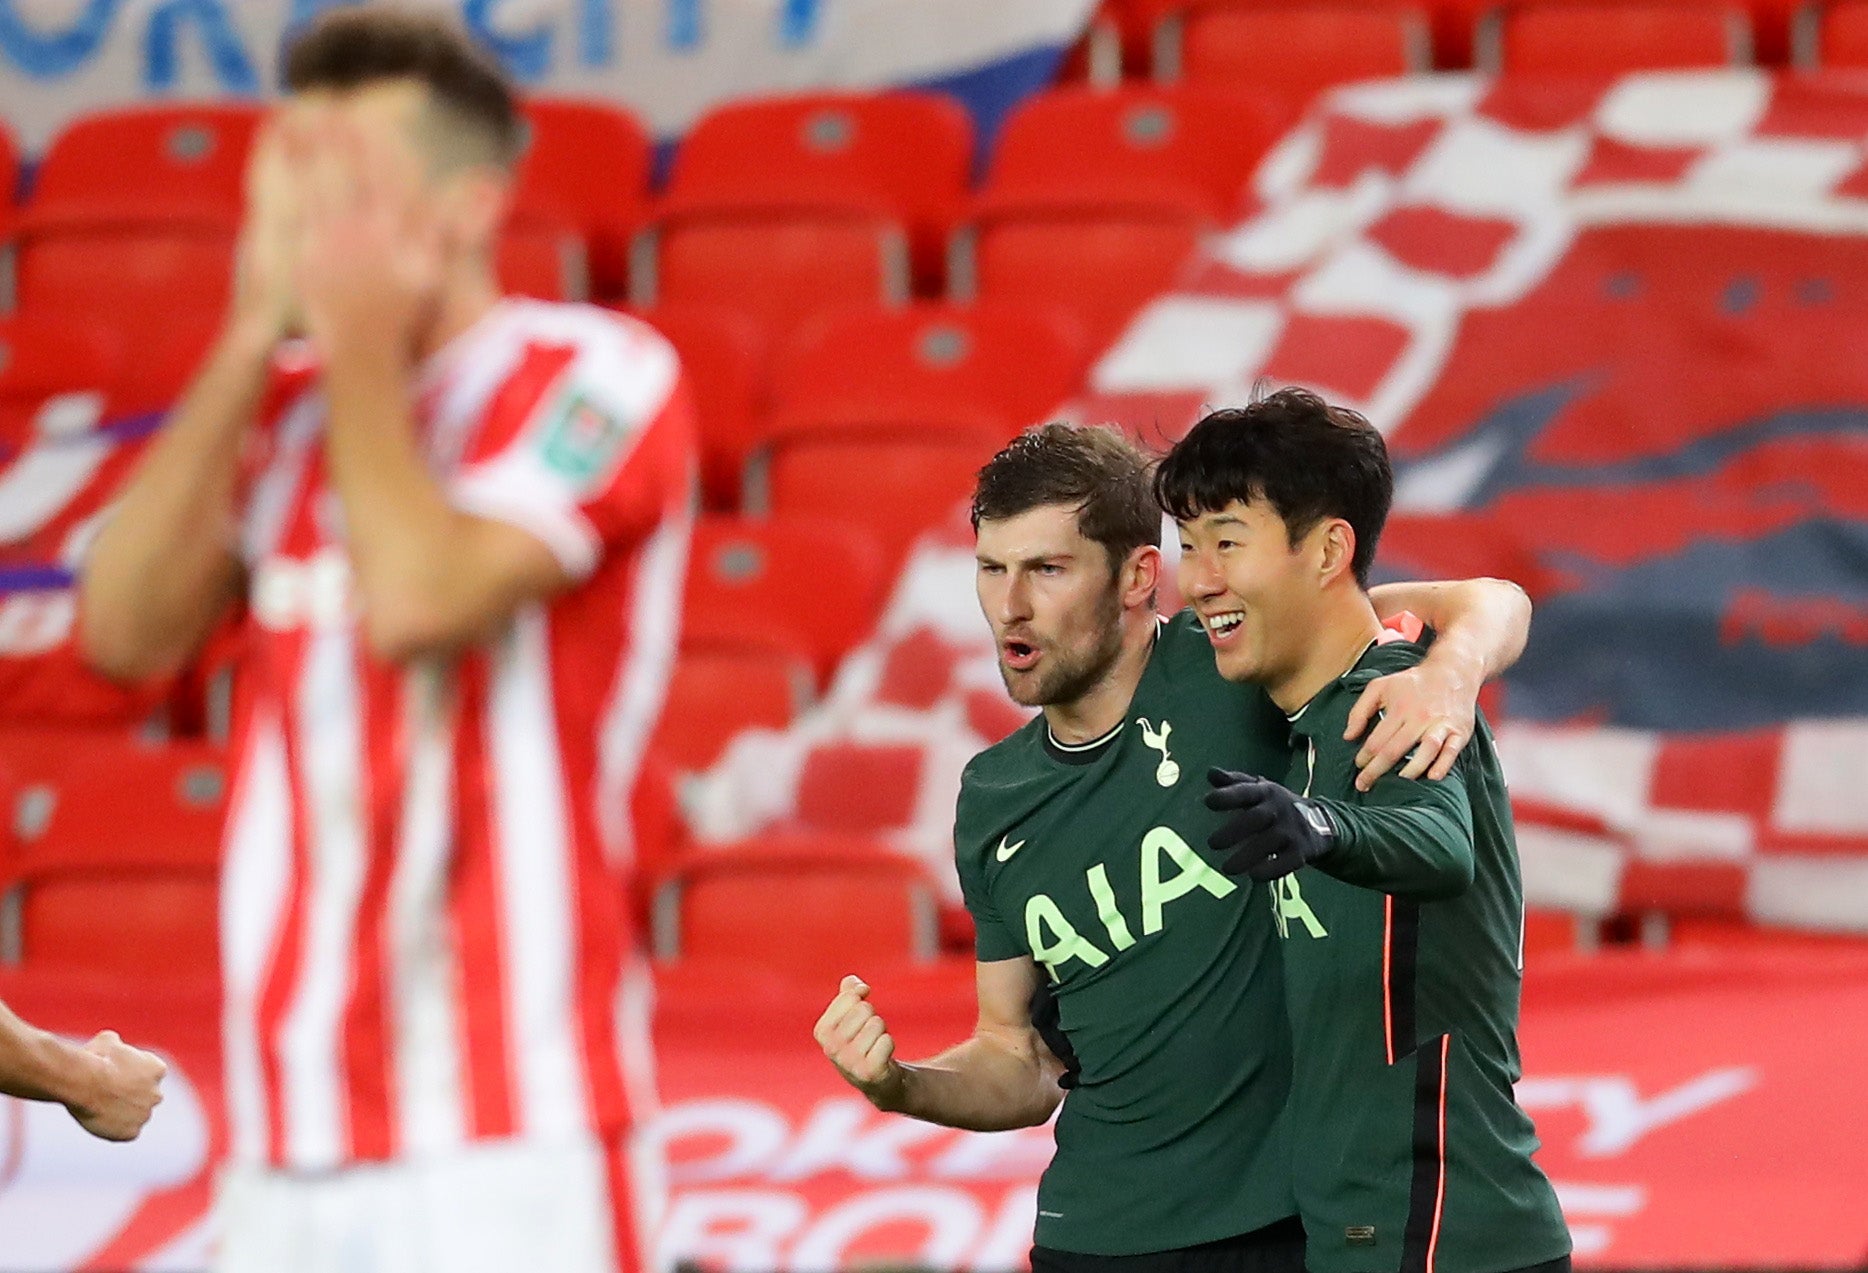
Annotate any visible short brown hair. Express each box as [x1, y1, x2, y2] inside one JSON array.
[[971, 423, 1162, 571], [282, 6, 522, 169]]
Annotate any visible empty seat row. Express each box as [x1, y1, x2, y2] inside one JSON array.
[[2, 85, 1287, 363], [0, 731, 225, 978], [1088, 0, 1868, 82]]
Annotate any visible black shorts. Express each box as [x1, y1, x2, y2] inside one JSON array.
[[1031, 1216, 1307, 1273]]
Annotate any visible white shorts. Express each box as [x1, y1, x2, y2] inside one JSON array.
[[215, 1133, 661, 1273]]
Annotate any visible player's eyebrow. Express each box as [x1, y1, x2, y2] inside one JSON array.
[[977, 551, 1076, 568]]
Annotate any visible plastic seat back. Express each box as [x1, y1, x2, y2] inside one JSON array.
[[986, 85, 1292, 221], [683, 515, 889, 686], [1482, 2, 1752, 71], [774, 301, 1087, 440], [652, 646, 805, 772], [512, 99, 653, 300], [1168, 5, 1432, 105]]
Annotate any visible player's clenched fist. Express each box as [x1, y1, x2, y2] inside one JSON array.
[[814, 975, 906, 1110], [68, 1030, 167, 1142]]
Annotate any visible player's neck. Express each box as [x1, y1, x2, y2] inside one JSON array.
[[416, 268, 502, 365], [1042, 611, 1158, 745], [1266, 591, 1383, 716]]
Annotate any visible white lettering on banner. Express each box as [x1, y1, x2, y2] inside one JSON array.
[[1549, 1182, 1647, 1261], [787, 1186, 982, 1273], [654, 1097, 792, 1183], [1517, 1067, 1756, 1158], [0, 0, 1097, 151], [770, 1097, 951, 1182], [927, 1123, 1055, 1181], [656, 1189, 811, 1273], [659, 1185, 1038, 1273]]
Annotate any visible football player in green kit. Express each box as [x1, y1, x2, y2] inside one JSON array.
[[814, 423, 1535, 1273], [1159, 390, 1571, 1273]]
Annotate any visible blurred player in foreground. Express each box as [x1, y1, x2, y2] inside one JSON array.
[[0, 1000, 164, 1141], [1162, 390, 1569, 1273], [816, 423, 1532, 1272], [79, 8, 692, 1271]]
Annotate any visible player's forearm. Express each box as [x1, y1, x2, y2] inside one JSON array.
[[0, 1002, 96, 1109], [1315, 799, 1476, 901], [882, 1034, 1063, 1132], [77, 323, 263, 680], [1371, 578, 1532, 683], [318, 346, 491, 661]]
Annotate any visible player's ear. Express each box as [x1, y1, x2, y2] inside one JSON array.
[[1120, 544, 1161, 612], [448, 169, 510, 255], [1315, 519, 1357, 588]]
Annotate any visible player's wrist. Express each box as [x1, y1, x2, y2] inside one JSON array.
[[38, 1031, 102, 1112], [865, 1061, 912, 1114]]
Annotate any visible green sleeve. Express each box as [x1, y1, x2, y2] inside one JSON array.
[[1313, 763, 1477, 902], [954, 793, 1025, 963]]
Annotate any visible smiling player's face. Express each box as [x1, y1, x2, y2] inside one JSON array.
[[975, 504, 1126, 708], [1177, 498, 1323, 686]]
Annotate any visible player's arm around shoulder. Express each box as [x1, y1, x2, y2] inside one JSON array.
[[813, 960, 1064, 1133], [1356, 576, 1532, 791], [1310, 664, 1478, 900]]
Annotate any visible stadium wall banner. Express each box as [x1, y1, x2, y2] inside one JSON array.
[[3, 951, 1868, 1269], [0, 0, 1096, 153]]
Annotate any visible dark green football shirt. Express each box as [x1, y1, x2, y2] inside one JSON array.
[[953, 614, 1295, 1256], [1272, 639, 1570, 1273]]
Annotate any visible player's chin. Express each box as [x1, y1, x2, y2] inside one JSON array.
[[1211, 643, 1259, 684], [998, 663, 1049, 707]]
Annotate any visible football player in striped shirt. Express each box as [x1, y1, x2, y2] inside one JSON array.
[[1161, 390, 1571, 1273], [80, 9, 692, 1272]]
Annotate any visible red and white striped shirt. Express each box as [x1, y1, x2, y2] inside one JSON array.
[[220, 300, 693, 1171]]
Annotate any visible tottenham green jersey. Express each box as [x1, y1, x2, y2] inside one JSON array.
[[953, 613, 1295, 1256], [1272, 639, 1569, 1273]]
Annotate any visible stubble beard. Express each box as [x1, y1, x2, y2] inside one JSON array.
[[998, 586, 1127, 709]]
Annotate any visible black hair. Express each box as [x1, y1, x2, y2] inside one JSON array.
[[1153, 387, 1393, 587]]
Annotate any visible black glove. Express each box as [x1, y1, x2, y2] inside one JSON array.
[[1028, 979, 1080, 1090], [1204, 767, 1337, 881]]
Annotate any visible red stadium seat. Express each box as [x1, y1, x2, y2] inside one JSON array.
[[0, 731, 225, 976], [634, 304, 769, 508], [633, 211, 912, 348], [758, 434, 996, 567], [24, 103, 258, 224], [0, 318, 121, 457], [771, 301, 1088, 442], [794, 742, 925, 834], [113, 307, 223, 416], [1163, 5, 1433, 105], [651, 835, 940, 977], [14, 105, 259, 334], [651, 646, 806, 772], [496, 221, 588, 301], [979, 85, 1291, 225], [511, 98, 653, 301], [956, 209, 1206, 351], [664, 92, 973, 287], [682, 514, 890, 686], [1479, 2, 1753, 72], [1798, 0, 1868, 64]]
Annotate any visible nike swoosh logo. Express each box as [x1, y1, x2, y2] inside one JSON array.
[[996, 836, 1026, 862]]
